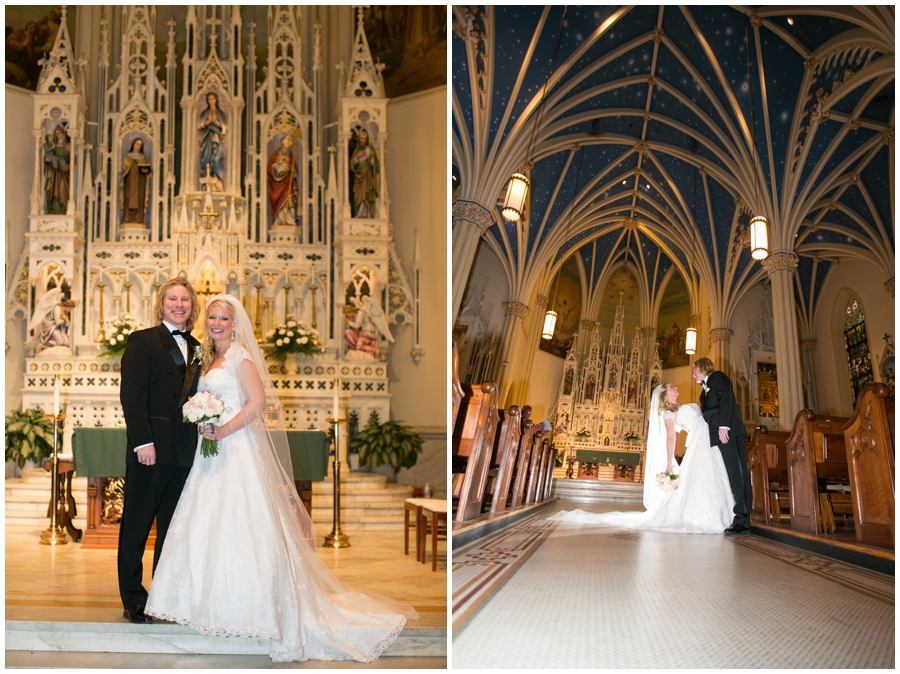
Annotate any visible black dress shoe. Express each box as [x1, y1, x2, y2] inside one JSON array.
[[724, 524, 750, 536], [123, 605, 153, 623]]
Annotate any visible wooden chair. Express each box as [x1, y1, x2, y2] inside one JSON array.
[[747, 425, 791, 524], [43, 457, 82, 543], [404, 497, 434, 561], [452, 381, 499, 523], [786, 410, 850, 534], [843, 383, 895, 548], [509, 420, 535, 508], [420, 502, 448, 571], [488, 406, 521, 514]]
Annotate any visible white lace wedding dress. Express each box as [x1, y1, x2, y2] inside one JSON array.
[[550, 404, 735, 534], [145, 345, 410, 662]]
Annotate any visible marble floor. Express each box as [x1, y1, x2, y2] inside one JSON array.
[[6, 521, 446, 668], [453, 500, 894, 669]]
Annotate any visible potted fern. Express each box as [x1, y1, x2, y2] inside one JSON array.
[[349, 413, 423, 479], [5, 408, 55, 474]]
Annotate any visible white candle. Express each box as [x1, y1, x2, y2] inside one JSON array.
[[53, 375, 60, 416], [333, 379, 340, 420]]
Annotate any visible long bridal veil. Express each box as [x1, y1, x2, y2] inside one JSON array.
[[643, 384, 678, 512]]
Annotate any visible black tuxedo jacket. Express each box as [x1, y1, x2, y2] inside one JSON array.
[[120, 324, 201, 468], [699, 370, 745, 450]]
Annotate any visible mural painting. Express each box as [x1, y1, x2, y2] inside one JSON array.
[[539, 255, 581, 359], [656, 272, 691, 369], [6, 6, 72, 91]]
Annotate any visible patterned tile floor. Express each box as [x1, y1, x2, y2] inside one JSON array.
[[452, 500, 894, 669]]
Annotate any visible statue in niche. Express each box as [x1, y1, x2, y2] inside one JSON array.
[[267, 133, 300, 227], [349, 129, 378, 217], [344, 295, 394, 360], [43, 124, 70, 214], [198, 92, 227, 191], [120, 137, 152, 224], [29, 287, 74, 355], [626, 375, 637, 404], [563, 368, 573, 395], [608, 362, 618, 390], [584, 375, 595, 402]]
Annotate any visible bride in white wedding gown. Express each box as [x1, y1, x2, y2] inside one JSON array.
[[550, 383, 735, 534], [145, 295, 415, 662]]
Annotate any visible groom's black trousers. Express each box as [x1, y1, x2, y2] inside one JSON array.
[[117, 462, 191, 610]]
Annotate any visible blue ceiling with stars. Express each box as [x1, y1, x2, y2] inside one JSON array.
[[452, 6, 894, 317]]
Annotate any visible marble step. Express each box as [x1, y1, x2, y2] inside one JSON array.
[[4, 620, 445, 658], [552, 478, 644, 503]]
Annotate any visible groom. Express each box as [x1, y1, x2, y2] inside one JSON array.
[[118, 278, 202, 623], [693, 357, 752, 535]]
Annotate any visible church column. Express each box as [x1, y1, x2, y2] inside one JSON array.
[[763, 252, 804, 426], [641, 326, 656, 371], [494, 300, 528, 406], [452, 199, 493, 321], [801, 339, 819, 412], [709, 328, 733, 379], [514, 294, 548, 404]]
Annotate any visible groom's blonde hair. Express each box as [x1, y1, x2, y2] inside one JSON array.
[[693, 357, 717, 376], [154, 278, 200, 331]]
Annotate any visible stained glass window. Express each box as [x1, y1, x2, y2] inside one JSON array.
[[843, 298, 874, 406]]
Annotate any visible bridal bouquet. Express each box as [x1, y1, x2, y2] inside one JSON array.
[[656, 471, 680, 493], [182, 391, 226, 458]]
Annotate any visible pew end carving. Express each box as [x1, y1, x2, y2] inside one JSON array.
[[452, 381, 499, 523], [748, 425, 791, 524]]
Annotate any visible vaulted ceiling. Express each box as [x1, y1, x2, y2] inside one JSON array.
[[452, 6, 894, 328]]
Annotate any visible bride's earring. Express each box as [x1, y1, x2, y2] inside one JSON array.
[[231, 330, 235, 340]]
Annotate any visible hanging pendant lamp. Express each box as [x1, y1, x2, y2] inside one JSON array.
[[744, 22, 770, 262], [542, 309, 558, 340], [684, 326, 698, 355], [502, 172, 530, 222]]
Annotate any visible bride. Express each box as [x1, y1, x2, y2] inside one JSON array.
[[549, 383, 734, 534], [145, 295, 416, 662]]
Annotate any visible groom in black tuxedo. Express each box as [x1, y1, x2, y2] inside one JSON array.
[[118, 278, 201, 623], [693, 357, 752, 535]]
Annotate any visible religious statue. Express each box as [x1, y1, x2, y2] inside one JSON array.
[[198, 91, 227, 191], [563, 368, 573, 395], [608, 362, 618, 390], [344, 295, 394, 360], [584, 375, 595, 402], [626, 376, 637, 404], [120, 137, 152, 224], [28, 287, 74, 355], [43, 124, 70, 214], [267, 133, 300, 227], [349, 129, 378, 217]]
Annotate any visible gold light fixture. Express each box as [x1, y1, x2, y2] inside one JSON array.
[[684, 327, 698, 355], [542, 310, 558, 340], [750, 214, 769, 260], [501, 172, 530, 222]]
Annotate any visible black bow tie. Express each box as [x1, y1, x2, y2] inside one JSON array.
[[171, 329, 189, 338]]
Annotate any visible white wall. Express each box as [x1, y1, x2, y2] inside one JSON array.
[[523, 348, 564, 423], [812, 258, 894, 417], [382, 86, 447, 496]]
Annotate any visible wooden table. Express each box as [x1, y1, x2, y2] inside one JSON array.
[[404, 497, 435, 562], [575, 449, 642, 481], [420, 500, 448, 571], [72, 427, 329, 548]]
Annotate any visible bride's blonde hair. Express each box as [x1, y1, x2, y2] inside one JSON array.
[[658, 382, 679, 415]]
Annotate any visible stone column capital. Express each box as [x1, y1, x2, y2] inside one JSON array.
[[581, 319, 595, 332], [761, 252, 799, 276], [452, 199, 494, 234], [884, 277, 894, 297], [536, 294, 550, 309], [801, 339, 817, 352], [689, 314, 702, 328], [709, 328, 733, 344], [502, 300, 528, 320], [641, 327, 656, 338]]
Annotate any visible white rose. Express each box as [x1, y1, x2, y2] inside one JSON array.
[[300, 336, 308, 344], [286, 330, 294, 337], [276, 339, 284, 347], [278, 329, 286, 336], [288, 321, 297, 328], [117, 335, 125, 342]]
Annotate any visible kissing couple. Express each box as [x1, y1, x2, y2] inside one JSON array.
[[117, 278, 415, 662], [551, 357, 752, 535]]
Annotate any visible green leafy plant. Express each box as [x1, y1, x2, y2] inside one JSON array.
[[349, 417, 423, 474], [5, 408, 55, 469]]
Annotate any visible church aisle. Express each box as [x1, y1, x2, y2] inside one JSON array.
[[452, 500, 893, 668]]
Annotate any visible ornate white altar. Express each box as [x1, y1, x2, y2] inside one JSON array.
[[8, 7, 421, 451]]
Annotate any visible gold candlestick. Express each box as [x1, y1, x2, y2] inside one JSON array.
[[310, 279, 318, 329], [124, 280, 132, 313], [40, 408, 68, 546], [97, 281, 106, 342], [323, 417, 350, 548], [283, 272, 291, 323]]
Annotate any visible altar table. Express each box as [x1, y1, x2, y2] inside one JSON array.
[[72, 427, 329, 548], [575, 449, 642, 482]]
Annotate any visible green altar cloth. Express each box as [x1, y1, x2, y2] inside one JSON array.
[[72, 427, 329, 480], [575, 449, 641, 466]]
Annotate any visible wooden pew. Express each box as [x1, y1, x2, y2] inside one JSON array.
[[747, 425, 792, 524], [540, 443, 557, 501], [451, 340, 464, 429], [533, 438, 550, 503], [452, 381, 500, 523], [525, 437, 548, 505], [843, 383, 895, 548], [487, 406, 522, 514], [509, 420, 535, 508], [786, 410, 850, 535]]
